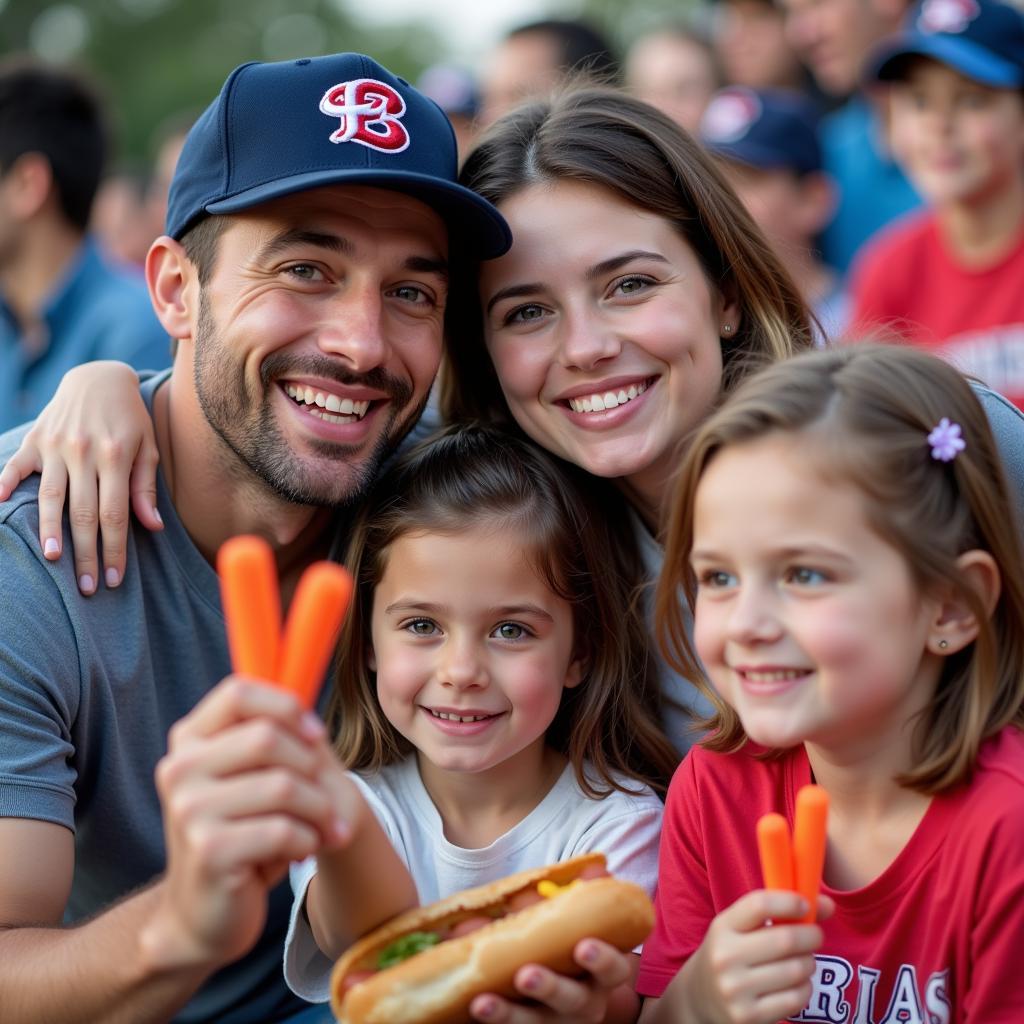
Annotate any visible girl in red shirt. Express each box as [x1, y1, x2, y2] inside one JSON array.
[[639, 344, 1024, 1024]]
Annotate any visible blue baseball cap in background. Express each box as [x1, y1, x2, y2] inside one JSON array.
[[166, 53, 511, 258], [868, 0, 1024, 87], [416, 64, 480, 121], [700, 86, 823, 176]]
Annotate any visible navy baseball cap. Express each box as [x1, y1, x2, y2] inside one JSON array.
[[166, 53, 511, 258], [700, 87, 823, 176], [869, 0, 1024, 88]]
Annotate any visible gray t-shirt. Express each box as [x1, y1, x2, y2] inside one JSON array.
[[0, 375, 322, 1023]]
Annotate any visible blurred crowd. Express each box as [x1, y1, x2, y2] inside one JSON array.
[[4, 0, 1024, 419]]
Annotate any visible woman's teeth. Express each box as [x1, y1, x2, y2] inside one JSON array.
[[284, 383, 369, 423], [567, 380, 648, 414]]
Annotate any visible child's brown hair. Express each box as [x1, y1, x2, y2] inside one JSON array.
[[327, 422, 680, 796], [657, 344, 1024, 793]]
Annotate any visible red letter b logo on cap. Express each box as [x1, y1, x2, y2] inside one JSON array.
[[319, 78, 410, 153]]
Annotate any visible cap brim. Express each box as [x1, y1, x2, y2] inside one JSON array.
[[205, 168, 512, 260], [709, 140, 819, 176], [869, 33, 1024, 88]]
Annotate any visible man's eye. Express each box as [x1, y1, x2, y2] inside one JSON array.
[[285, 264, 323, 281], [392, 285, 429, 303]]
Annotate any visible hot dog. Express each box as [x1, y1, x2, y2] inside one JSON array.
[[329, 852, 654, 1024]]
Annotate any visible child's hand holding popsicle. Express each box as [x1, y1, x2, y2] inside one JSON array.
[[656, 786, 832, 1024]]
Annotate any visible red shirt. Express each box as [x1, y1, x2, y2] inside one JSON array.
[[849, 212, 1024, 410], [637, 729, 1024, 1023]]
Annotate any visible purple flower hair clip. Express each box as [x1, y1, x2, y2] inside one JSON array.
[[927, 418, 966, 462]]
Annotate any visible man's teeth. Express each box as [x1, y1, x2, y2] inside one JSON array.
[[430, 709, 494, 723], [743, 669, 807, 682], [567, 380, 649, 414], [284, 383, 370, 421]]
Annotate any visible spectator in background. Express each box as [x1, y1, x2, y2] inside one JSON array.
[[779, 0, 920, 272], [850, 0, 1024, 409], [142, 116, 190, 255], [416, 63, 480, 161], [701, 85, 846, 342], [626, 24, 722, 134], [0, 57, 170, 433], [90, 165, 153, 270], [478, 18, 618, 127], [711, 0, 812, 94]]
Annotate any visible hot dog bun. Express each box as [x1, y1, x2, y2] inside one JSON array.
[[330, 853, 654, 1024]]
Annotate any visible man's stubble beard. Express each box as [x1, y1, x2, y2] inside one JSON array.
[[191, 289, 428, 510]]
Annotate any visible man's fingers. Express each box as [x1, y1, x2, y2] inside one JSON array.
[[159, 713, 325, 792], [168, 768, 339, 841], [167, 677, 321, 746], [36, 457, 68, 560], [181, 814, 322, 877]]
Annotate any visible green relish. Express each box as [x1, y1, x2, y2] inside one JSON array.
[[376, 931, 441, 969]]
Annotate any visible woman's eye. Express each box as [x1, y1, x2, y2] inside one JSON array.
[[614, 275, 653, 296], [506, 303, 547, 325], [493, 622, 526, 640]]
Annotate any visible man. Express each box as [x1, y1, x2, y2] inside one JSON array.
[[478, 18, 618, 127], [778, 0, 920, 272], [0, 57, 171, 432], [0, 53, 512, 1024]]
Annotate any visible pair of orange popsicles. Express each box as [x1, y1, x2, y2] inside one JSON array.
[[217, 535, 353, 710], [756, 785, 829, 923]]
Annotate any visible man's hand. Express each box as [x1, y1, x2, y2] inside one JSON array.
[[143, 677, 345, 971]]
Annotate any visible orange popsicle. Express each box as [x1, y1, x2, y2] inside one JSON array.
[[757, 812, 795, 892], [277, 562, 353, 710], [793, 784, 829, 923], [217, 535, 281, 681]]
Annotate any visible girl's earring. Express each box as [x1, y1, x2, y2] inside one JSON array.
[[937, 639, 949, 650], [722, 324, 733, 336]]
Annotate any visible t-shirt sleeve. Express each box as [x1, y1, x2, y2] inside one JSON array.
[[282, 772, 408, 1002], [0, 515, 80, 828], [636, 754, 716, 998], [964, 809, 1024, 1021]]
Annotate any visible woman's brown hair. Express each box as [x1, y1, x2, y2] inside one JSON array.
[[441, 85, 816, 425], [657, 344, 1024, 794], [327, 422, 680, 795]]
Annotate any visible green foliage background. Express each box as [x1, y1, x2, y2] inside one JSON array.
[[0, 0, 697, 166]]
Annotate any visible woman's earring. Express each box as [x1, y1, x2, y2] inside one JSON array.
[[722, 324, 733, 334], [938, 639, 949, 650]]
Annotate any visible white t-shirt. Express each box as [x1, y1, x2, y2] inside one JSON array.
[[283, 757, 663, 1002]]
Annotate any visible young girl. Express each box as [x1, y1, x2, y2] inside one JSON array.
[[285, 423, 675, 1021], [638, 344, 1024, 1023]]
